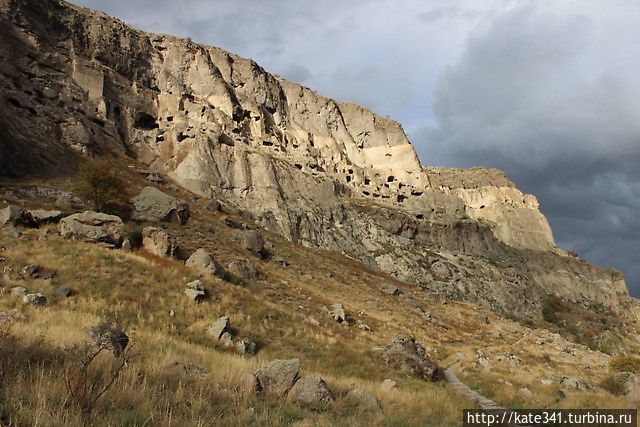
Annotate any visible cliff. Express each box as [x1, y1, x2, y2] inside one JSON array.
[[0, 0, 631, 318]]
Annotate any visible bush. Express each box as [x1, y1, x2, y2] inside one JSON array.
[[541, 294, 568, 324], [77, 159, 133, 220], [610, 356, 640, 374], [600, 375, 627, 396]]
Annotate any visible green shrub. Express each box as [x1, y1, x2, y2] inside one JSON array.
[[77, 159, 133, 220]]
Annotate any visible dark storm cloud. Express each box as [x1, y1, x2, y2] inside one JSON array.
[[412, 1, 640, 295]]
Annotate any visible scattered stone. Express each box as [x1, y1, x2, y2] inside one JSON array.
[[254, 359, 300, 396], [142, 227, 178, 258], [304, 317, 320, 326], [330, 303, 347, 323], [55, 193, 83, 209], [186, 279, 206, 291], [476, 314, 491, 324], [185, 288, 206, 303], [382, 335, 442, 381], [207, 200, 222, 212], [357, 322, 371, 332], [381, 379, 398, 392], [54, 286, 75, 298], [38, 227, 52, 240], [59, 211, 124, 245], [379, 283, 402, 296], [560, 376, 593, 391], [21, 265, 53, 280], [185, 249, 223, 277], [207, 316, 232, 340], [345, 389, 381, 411], [235, 339, 257, 355], [131, 187, 190, 225], [517, 388, 533, 399], [0, 205, 35, 227], [29, 209, 64, 225], [121, 239, 132, 252], [23, 293, 47, 306], [226, 259, 258, 284], [0, 310, 26, 324], [1, 225, 21, 238], [162, 361, 209, 377], [287, 375, 334, 405], [221, 215, 243, 229], [10, 287, 28, 297], [241, 230, 264, 254], [219, 332, 234, 347]]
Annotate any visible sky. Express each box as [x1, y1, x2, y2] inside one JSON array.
[[72, 0, 640, 296]]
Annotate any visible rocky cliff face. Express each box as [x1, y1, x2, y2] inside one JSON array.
[[0, 0, 631, 318]]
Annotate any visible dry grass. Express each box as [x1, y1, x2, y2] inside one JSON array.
[[1, 167, 638, 425], [0, 230, 468, 426]]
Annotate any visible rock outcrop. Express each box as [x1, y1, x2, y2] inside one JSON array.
[[382, 336, 442, 382], [0, 0, 631, 319]]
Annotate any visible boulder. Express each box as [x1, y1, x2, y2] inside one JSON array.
[[59, 211, 124, 245], [226, 259, 258, 284], [131, 187, 190, 225], [330, 303, 347, 323], [142, 227, 178, 258], [381, 335, 442, 381], [241, 230, 264, 254], [185, 249, 223, 277], [0, 205, 35, 227], [287, 375, 334, 405], [23, 293, 47, 306], [207, 316, 232, 340], [254, 359, 300, 396], [345, 389, 381, 411], [29, 209, 64, 225]]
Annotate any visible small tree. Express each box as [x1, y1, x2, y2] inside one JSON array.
[[64, 317, 134, 414], [77, 159, 133, 219]]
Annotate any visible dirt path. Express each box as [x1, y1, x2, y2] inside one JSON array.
[[444, 365, 505, 410]]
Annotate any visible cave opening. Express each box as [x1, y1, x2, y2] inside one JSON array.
[[133, 112, 159, 130]]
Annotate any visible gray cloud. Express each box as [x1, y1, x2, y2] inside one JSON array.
[[413, 1, 640, 295]]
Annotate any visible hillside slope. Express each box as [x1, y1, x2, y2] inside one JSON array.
[[0, 0, 632, 321]]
